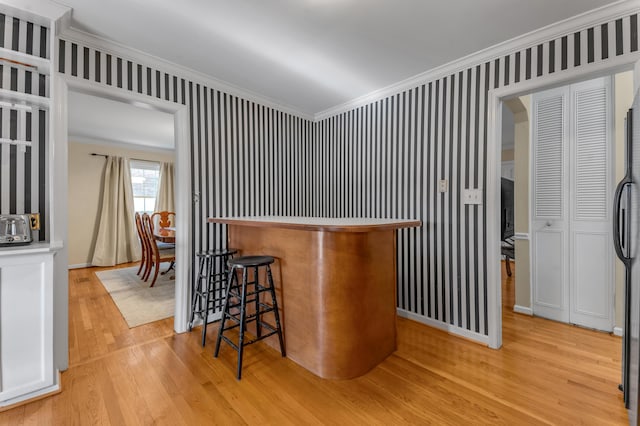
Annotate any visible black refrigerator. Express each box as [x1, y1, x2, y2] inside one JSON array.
[[614, 89, 640, 424]]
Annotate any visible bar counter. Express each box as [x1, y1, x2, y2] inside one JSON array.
[[208, 216, 421, 379]]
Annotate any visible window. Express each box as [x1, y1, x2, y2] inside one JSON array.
[[130, 160, 160, 214]]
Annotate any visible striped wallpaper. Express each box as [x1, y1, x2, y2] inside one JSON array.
[[54, 11, 640, 339], [0, 12, 49, 241], [57, 38, 315, 287], [315, 13, 640, 336]]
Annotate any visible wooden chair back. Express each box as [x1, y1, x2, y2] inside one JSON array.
[[135, 212, 150, 276], [151, 211, 175, 229], [142, 212, 175, 287], [142, 213, 158, 254]]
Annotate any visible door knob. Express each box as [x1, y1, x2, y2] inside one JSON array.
[[545, 221, 552, 227]]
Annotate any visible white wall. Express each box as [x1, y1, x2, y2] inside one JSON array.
[[67, 140, 174, 267]]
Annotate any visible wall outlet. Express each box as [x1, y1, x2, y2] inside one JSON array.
[[438, 179, 448, 192], [29, 213, 40, 230], [462, 188, 483, 205]]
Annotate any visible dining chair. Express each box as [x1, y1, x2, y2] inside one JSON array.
[[134, 212, 151, 277], [142, 213, 175, 287], [151, 211, 176, 229], [147, 211, 175, 251]]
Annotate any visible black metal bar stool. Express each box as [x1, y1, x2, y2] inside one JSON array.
[[190, 248, 237, 346], [214, 255, 286, 379]]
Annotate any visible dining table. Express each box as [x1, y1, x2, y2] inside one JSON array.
[[153, 226, 175, 244]]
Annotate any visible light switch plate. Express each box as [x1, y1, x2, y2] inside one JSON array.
[[462, 188, 483, 205], [438, 179, 448, 192]]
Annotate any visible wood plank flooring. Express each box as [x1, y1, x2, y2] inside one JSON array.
[[0, 261, 628, 425]]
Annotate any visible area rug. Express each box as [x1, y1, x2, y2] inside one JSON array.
[[95, 263, 175, 328]]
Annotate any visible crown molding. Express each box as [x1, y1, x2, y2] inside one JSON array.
[[314, 0, 640, 121], [57, 26, 315, 122], [0, 0, 70, 25], [9, 0, 639, 123]]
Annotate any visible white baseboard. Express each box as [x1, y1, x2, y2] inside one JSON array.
[[396, 308, 490, 346], [187, 311, 222, 329], [513, 305, 533, 316], [0, 370, 61, 410], [68, 263, 91, 269], [614, 327, 623, 337]]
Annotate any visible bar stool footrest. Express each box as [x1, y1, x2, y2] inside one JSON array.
[[220, 335, 240, 351], [227, 285, 272, 299], [224, 301, 275, 314], [243, 330, 279, 346]]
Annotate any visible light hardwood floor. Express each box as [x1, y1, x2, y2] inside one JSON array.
[[0, 261, 628, 425]]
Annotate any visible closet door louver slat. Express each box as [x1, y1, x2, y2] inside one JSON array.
[[574, 87, 608, 220], [534, 95, 564, 218]]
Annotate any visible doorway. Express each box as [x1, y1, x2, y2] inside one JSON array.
[[500, 98, 529, 317], [490, 67, 637, 349], [530, 76, 615, 331], [53, 75, 192, 343]]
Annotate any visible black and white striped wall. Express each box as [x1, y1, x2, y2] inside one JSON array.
[[52, 10, 640, 339], [57, 38, 316, 280], [315, 13, 640, 338], [0, 12, 49, 241]]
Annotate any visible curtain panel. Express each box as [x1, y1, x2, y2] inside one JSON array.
[[154, 162, 175, 213], [91, 156, 141, 266]]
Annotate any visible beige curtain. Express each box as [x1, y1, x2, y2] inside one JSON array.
[[154, 162, 175, 213], [91, 156, 141, 266]]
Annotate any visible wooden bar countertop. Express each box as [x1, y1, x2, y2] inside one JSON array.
[[208, 216, 421, 379], [209, 216, 421, 232]]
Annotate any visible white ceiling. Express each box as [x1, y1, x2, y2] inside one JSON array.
[[43, 0, 624, 115], [68, 91, 175, 149]]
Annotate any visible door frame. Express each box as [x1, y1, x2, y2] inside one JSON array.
[[52, 75, 192, 337], [486, 55, 638, 349]]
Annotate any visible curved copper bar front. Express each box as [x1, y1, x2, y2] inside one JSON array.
[[209, 217, 421, 379]]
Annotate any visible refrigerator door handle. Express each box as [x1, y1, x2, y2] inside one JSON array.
[[614, 178, 632, 265]]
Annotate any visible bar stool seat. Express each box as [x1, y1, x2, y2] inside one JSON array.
[[190, 248, 237, 346], [214, 254, 285, 379], [227, 255, 274, 267]]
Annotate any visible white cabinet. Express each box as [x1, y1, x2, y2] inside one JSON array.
[[0, 249, 57, 407]]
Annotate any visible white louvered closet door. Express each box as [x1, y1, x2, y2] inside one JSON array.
[[569, 78, 614, 331], [532, 87, 570, 324], [531, 77, 614, 331]]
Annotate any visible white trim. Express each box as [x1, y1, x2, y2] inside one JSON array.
[[0, 377, 60, 408], [486, 46, 639, 352], [56, 75, 192, 334], [397, 308, 490, 346], [486, 84, 502, 349], [0, 88, 50, 110], [513, 305, 533, 316], [0, 1, 69, 26], [68, 134, 175, 155], [173, 106, 191, 334], [189, 311, 223, 329], [513, 232, 530, 240], [58, 27, 314, 121], [614, 326, 623, 336], [315, 0, 640, 121], [68, 263, 90, 269]]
